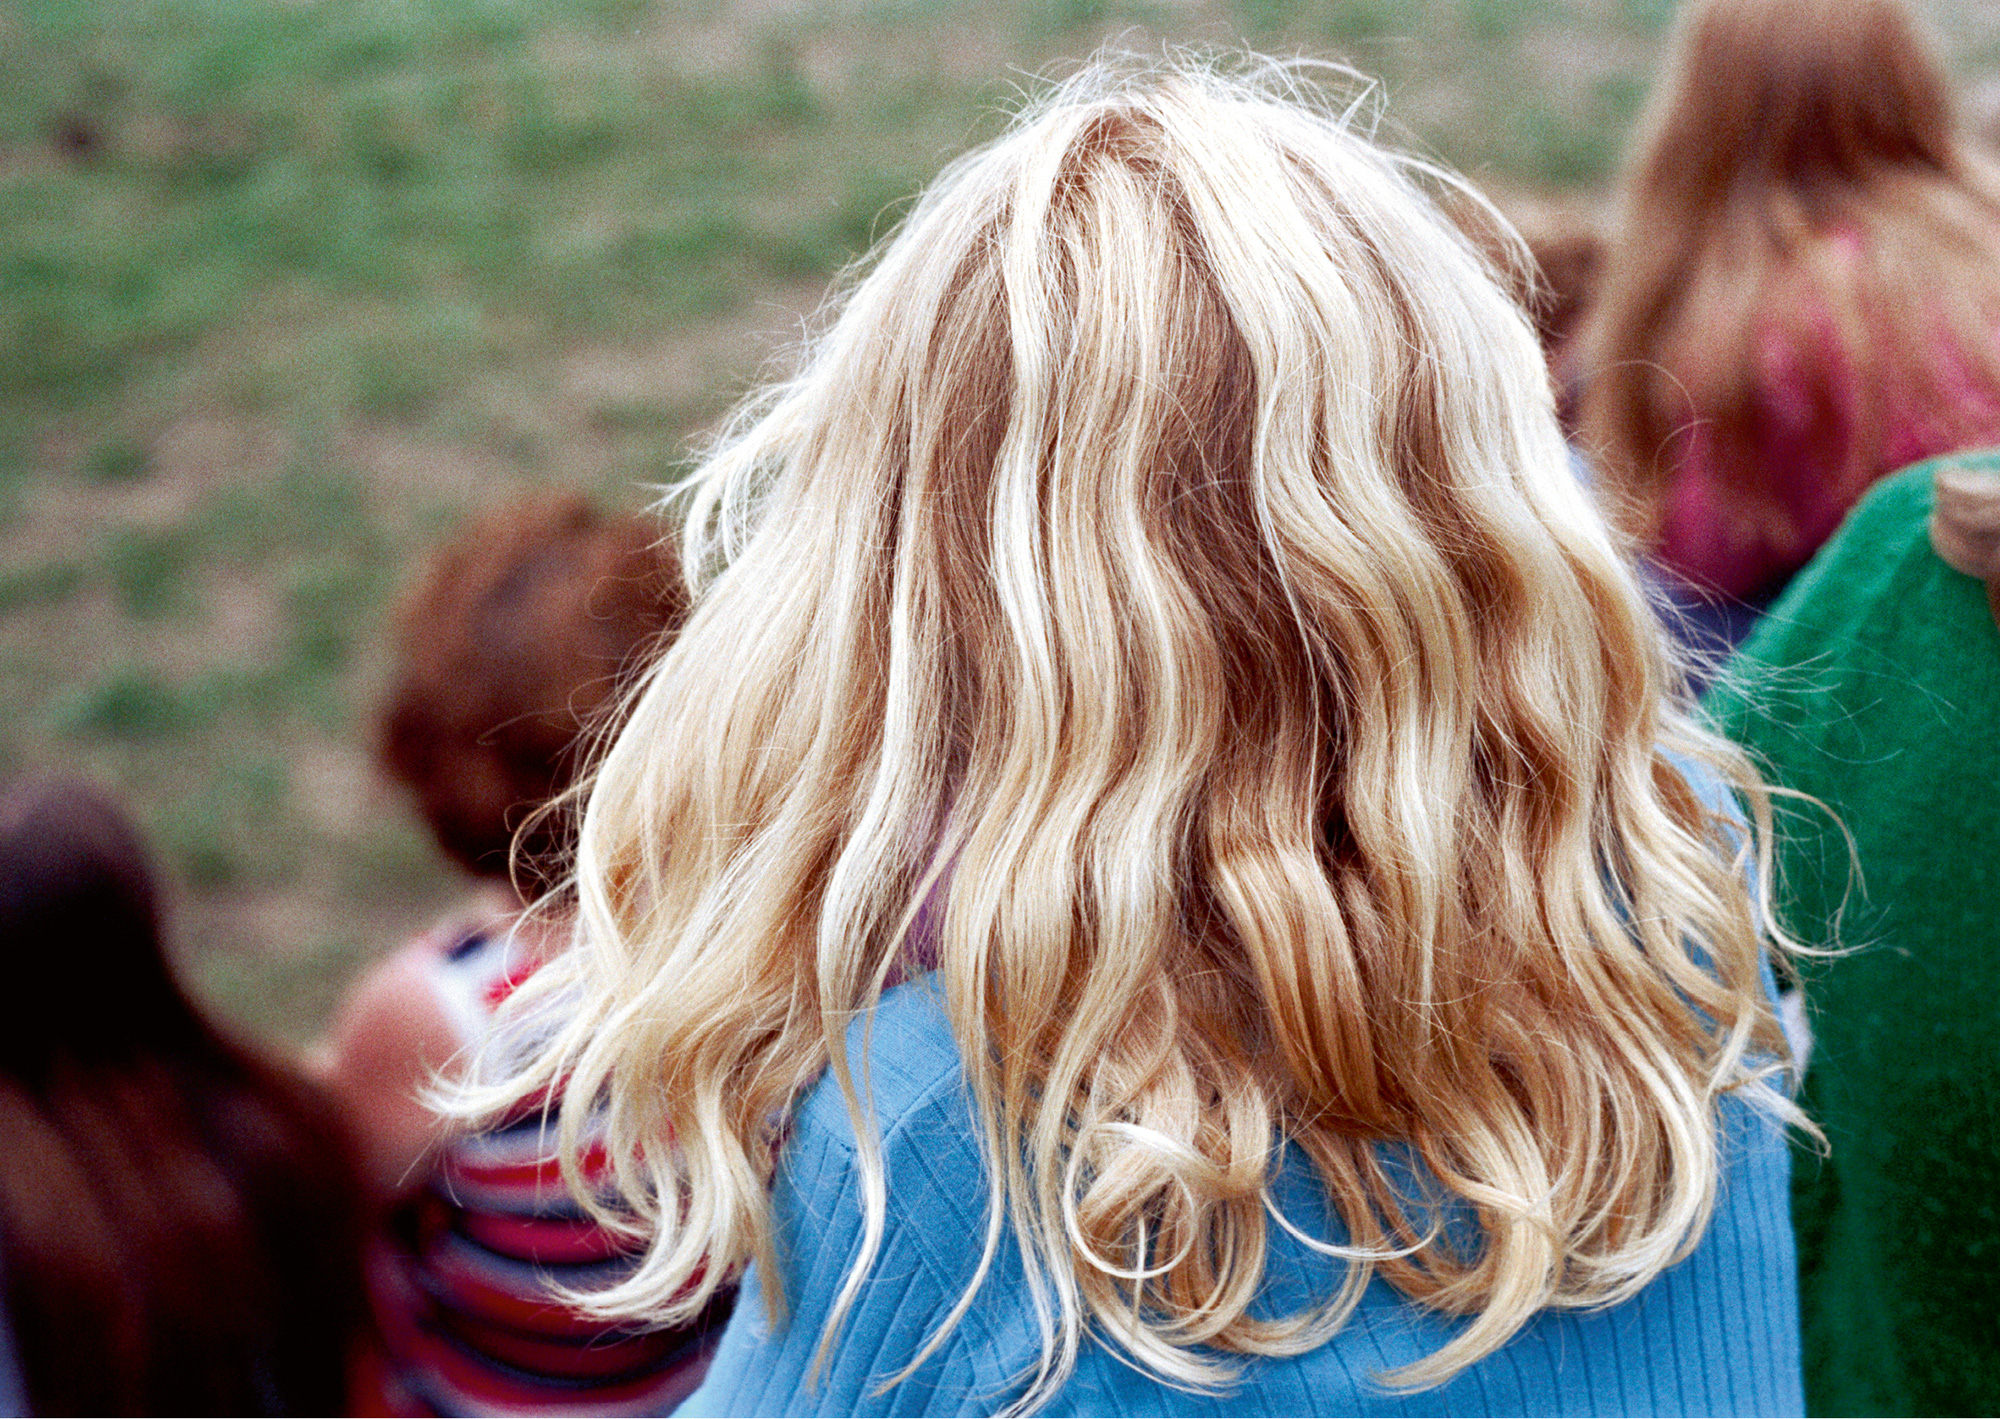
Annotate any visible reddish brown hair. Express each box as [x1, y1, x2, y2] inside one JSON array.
[[379, 494, 686, 889], [0, 780, 369, 1414], [1579, 0, 2000, 542]]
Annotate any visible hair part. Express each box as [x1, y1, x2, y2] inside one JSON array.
[[460, 52, 1797, 1409]]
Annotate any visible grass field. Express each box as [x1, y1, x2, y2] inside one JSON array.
[[3, 0, 1996, 1045]]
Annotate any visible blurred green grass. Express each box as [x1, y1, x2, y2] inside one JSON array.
[[0, 0, 1994, 1044]]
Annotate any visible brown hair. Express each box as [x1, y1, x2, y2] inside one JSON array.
[[379, 494, 686, 890], [1579, 0, 2000, 543], [0, 780, 369, 1414]]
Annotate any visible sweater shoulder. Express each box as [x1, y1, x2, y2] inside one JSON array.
[[1707, 452, 1998, 735], [1750, 462, 1937, 651], [791, 978, 973, 1164], [1702, 459, 1952, 737]]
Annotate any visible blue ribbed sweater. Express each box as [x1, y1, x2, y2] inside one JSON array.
[[678, 980, 1802, 1417]]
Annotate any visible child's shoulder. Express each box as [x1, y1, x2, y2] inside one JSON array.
[[791, 977, 974, 1160]]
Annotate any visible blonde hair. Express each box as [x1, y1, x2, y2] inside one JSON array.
[[1579, 0, 2000, 546], [464, 54, 1795, 1408]]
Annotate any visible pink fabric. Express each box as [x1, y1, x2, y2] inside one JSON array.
[[1657, 241, 2000, 600]]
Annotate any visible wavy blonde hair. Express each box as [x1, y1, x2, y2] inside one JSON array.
[[1578, 0, 2000, 547], [463, 54, 1796, 1408]]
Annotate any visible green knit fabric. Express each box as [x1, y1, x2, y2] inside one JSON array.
[[1703, 457, 2000, 1418]]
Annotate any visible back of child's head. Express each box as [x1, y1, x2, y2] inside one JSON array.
[[1651, 0, 1952, 200], [465, 53, 1794, 1405], [0, 779, 368, 1414], [1580, 0, 2000, 521], [0, 779, 192, 1080], [379, 493, 686, 892]]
